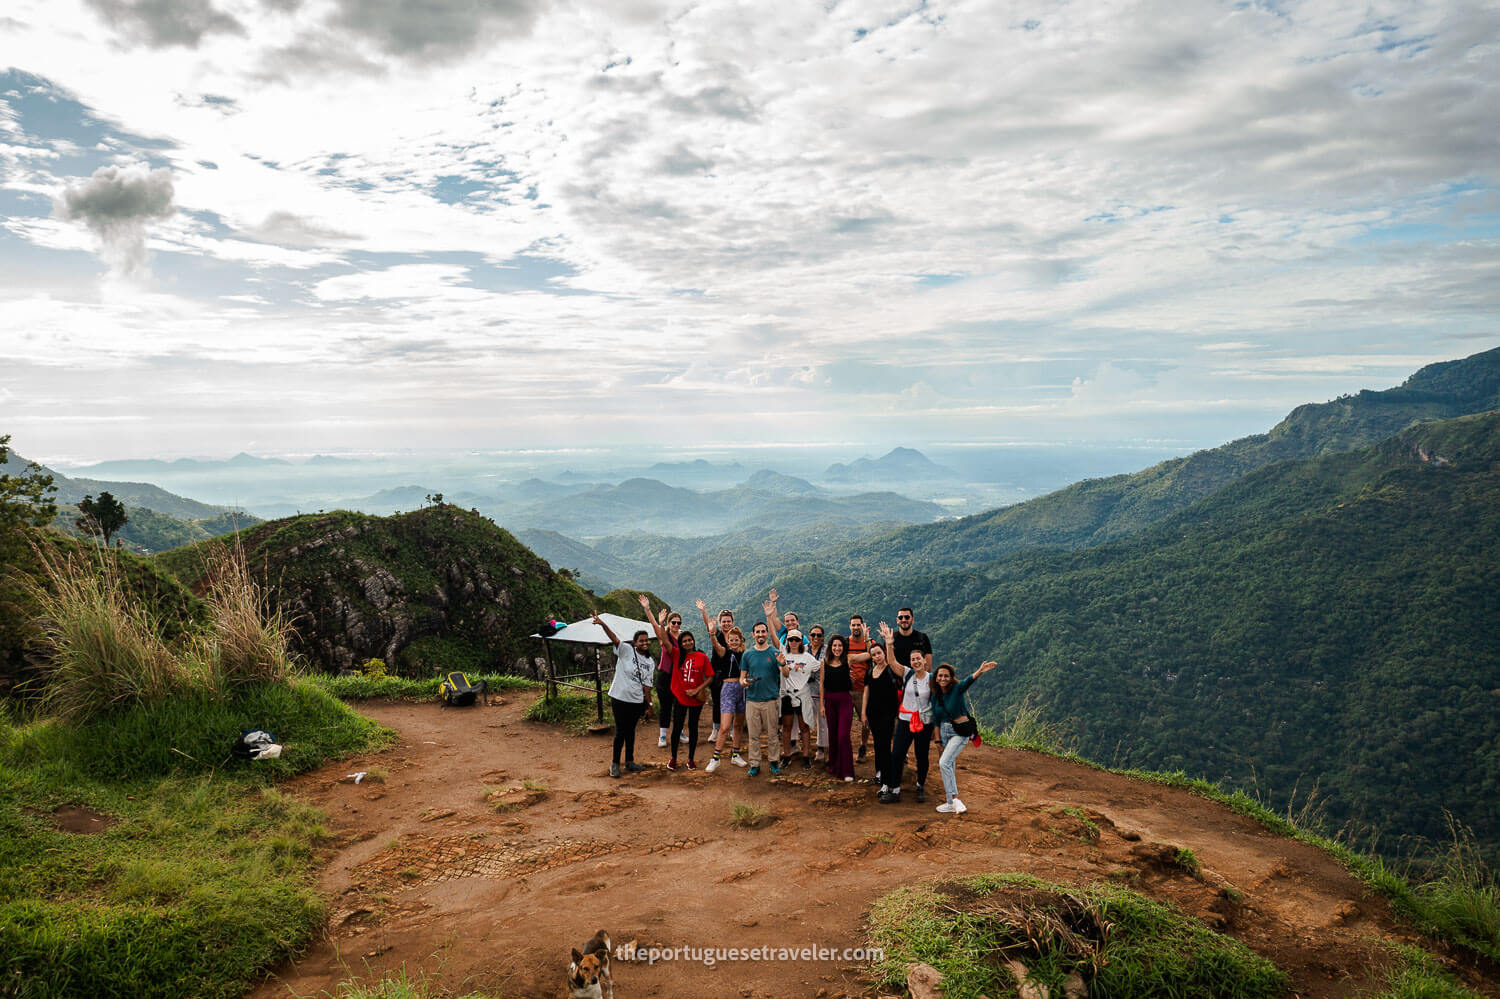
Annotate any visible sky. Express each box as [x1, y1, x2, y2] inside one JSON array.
[[1, 0, 1498, 463]]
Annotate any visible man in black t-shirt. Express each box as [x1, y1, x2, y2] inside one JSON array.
[[891, 606, 932, 669]]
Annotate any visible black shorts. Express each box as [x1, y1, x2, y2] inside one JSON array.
[[781, 695, 797, 718]]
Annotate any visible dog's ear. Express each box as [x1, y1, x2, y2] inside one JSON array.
[[571, 948, 584, 963]]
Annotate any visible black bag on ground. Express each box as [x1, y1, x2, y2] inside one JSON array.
[[440, 672, 486, 707]]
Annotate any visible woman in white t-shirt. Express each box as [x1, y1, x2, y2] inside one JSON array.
[[880, 649, 934, 804], [778, 630, 820, 768], [596, 612, 655, 778]]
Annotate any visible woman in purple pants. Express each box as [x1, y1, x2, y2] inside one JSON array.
[[820, 635, 855, 781]]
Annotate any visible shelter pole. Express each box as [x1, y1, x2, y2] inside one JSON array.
[[542, 638, 556, 700], [593, 645, 604, 723]]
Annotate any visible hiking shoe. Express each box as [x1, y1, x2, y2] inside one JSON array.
[[625, 762, 645, 773], [706, 756, 721, 773], [953, 798, 967, 813], [731, 754, 749, 768], [748, 766, 761, 777], [879, 790, 900, 804], [936, 801, 956, 813], [686, 759, 697, 770], [915, 786, 927, 803], [609, 763, 621, 778], [770, 763, 783, 776], [658, 733, 668, 748], [667, 758, 678, 772]]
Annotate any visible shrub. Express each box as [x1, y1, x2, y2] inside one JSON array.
[[27, 545, 189, 721], [194, 542, 297, 691]]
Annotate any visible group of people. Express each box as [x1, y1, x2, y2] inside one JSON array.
[[596, 590, 997, 815]]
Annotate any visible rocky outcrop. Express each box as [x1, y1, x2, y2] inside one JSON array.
[[200, 507, 605, 676]]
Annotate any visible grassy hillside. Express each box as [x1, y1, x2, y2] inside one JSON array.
[[921, 412, 1500, 858], [833, 345, 1500, 576], [158, 506, 640, 676]]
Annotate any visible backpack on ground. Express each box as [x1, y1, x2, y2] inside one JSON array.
[[439, 672, 487, 707], [233, 728, 282, 760]]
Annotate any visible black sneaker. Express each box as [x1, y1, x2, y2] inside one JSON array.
[[609, 763, 621, 778], [915, 786, 927, 803], [879, 790, 900, 804], [625, 761, 644, 772], [802, 757, 812, 770]]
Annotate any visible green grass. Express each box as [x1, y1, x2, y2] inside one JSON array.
[[521, 690, 599, 734], [729, 801, 771, 829], [307, 672, 541, 703], [0, 680, 392, 997], [868, 873, 1291, 999], [327, 966, 497, 998], [1368, 944, 1487, 998], [4, 678, 394, 781]]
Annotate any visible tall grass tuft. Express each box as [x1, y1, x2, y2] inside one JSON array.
[[1412, 816, 1500, 960], [195, 541, 298, 692], [28, 545, 190, 721]]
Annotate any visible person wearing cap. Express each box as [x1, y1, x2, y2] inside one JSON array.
[[777, 628, 820, 768]]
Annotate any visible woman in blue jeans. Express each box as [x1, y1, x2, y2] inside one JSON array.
[[930, 659, 998, 814]]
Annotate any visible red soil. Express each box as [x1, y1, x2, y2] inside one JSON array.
[[249, 697, 1499, 999]]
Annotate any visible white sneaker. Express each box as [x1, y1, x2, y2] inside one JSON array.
[[843, 776, 854, 783], [709, 726, 720, 742], [953, 798, 967, 814], [731, 754, 749, 768], [658, 733, 668, 748], [679, 731, 689, 743], [706, 756, 721, 773], [937, 801, 957, 813]]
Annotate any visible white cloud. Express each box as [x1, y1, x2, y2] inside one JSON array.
[[0, 0, 1497, 456]]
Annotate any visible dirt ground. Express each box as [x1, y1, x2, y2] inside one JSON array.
[[249, 697, 1498, 999]]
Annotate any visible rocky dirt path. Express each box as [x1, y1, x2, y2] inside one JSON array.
[[250, 697, 1495, 999]]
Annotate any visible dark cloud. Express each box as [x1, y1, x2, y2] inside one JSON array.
[[54, 164, 176, 280], [83, 0, 244, 47], [255, 33, 387, 81], [244, 211, 360, 247], [659, 145, 713, 175], [661, 83, 758, 121], [325, 0, 543, 60]]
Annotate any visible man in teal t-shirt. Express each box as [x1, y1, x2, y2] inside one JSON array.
[[740, 621, 783, 776]]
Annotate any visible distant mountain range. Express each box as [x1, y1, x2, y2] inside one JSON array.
[[2, 448, 259, 553], [824, 446, 956, 483], [828, 346, 1500, 577]]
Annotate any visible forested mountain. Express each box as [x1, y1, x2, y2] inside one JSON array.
[[910, 412, 1500, 857], [157, 506, 641, 675], [830, 346, 1500, 576]]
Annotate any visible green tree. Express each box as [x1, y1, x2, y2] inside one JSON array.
[[1, 434, 57, 530], [76, 491, 128, 546]]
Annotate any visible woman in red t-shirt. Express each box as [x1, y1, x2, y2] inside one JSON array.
[[668, 631, 715, 771]]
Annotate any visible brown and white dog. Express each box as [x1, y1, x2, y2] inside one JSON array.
[[568, 929, 613, 999]]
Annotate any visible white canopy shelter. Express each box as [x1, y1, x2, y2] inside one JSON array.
[[531, 613, 654, 645], [530, 612, 657, 722]]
